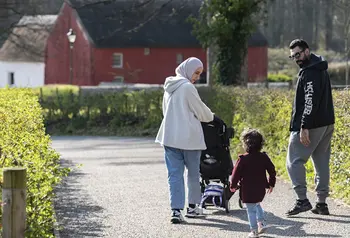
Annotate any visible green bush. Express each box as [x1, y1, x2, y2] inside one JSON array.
[[267, 73, 293, 82], [35, 85, 350, 204], [0, 88, 69, 237], [328, 63, 350, 85], [37, 87, 163, 136], [268, 47, 347, 83], [230, 88, 350, 204]]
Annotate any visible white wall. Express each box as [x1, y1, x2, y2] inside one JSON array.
[[0, 61, 45, 88]]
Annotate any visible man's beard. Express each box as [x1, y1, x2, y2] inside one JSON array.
[[296, 58, 310, 68]]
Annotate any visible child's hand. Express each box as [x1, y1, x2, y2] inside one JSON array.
[[266, 186, 273, 194], [230, 187, 237, 193]]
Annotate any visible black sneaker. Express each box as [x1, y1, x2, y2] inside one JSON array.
[[311, 203, 330, 215], [171, 210, 184, 224], [286, 199, 312, 216]]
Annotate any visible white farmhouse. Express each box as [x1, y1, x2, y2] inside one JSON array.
[[0, 15, 57, 88]]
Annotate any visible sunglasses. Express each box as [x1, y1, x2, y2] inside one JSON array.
[[289, 50, 305, 60]]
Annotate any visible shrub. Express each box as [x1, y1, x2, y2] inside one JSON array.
[[37, 87, 163, 136], [328, 62, 350, 85], [268, 47, 347, 82], [0, 88, 69, 237], [35, 85, 350, 204], [267, 73, 293, 82], [230, 88, 350, 204]]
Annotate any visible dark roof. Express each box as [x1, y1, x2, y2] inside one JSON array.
[[0, 15, 57, 62], [66, 0, 267, 48], [248, 30, 268, 47]]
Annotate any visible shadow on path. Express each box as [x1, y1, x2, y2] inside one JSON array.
[[54, 159, 110, 238], [184, 209, 342, 237]]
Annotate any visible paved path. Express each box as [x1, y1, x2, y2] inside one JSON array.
[[52, 136, 350, 238]]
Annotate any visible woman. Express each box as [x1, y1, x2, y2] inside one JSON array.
[[155, 57, 214, 224]]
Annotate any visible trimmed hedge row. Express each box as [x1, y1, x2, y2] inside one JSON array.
[[37, 87, 164, 136], [0, 89, 69, 237], [229, 87, 350, 204], [37, 86, 350, 204]]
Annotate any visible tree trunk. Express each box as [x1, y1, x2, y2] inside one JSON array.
[[346, 36, 349, 87], [240, 45, 249, 86], [301, 1, 314, 45], [294, 0, 301, 37], [324, 0, 333, 50], [278, 0, 285, 47], [313, 0, 320, 49]]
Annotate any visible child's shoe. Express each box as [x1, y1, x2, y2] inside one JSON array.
[[258, 221, 267, 234], [248, 230, 259, 238]]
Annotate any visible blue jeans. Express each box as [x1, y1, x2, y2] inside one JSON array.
[[164, 146, 202, 210], [245, 203, 265, 231]]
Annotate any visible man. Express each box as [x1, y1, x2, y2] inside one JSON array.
[[286, 39, 335, 216]]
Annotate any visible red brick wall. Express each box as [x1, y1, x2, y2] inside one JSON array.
[[45, 3, 93, 85], [247, 46, 268, 82], [92, 48, 207, 84]]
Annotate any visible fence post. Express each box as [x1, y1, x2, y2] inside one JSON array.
[[2, 167, 27, 238]]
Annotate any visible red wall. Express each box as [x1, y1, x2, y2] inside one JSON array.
[[93, 48, 207, 84], [45, 3, 267, 85], [247, 46, 268, 82], [45, 3, 93, 85]]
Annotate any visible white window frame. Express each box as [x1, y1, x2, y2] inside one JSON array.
[[113, 76, 124, 83], [144, 48, 150, 55], [176, 53, 183, 64], [112, 53, 123, 68]]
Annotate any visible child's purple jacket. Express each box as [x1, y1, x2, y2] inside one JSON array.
[[230, 152, 276, 203]]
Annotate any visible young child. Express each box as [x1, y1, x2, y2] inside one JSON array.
[[230, 129, 276, 238]]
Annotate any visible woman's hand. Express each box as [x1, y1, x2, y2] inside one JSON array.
[[266, 186, 274, 194]]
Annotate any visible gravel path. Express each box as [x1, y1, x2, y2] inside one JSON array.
[[52, 136, 350, 238]]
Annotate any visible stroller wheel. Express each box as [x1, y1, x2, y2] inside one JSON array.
[[238, 198, 243, 209], [225, 199, 230, 213], [200, 183, 205, 194]]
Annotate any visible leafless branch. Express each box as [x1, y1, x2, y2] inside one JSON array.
[[126, 0, 173, 33], [91, 0, 185, 42]]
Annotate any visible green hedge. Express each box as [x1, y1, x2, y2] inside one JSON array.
[[230, 88, 350, 204], [36, 86, 350, 204], [267, 73, 293, 82], [0, 89, 69, 237], [268, 48, 349, 85], [37, 87, 164, 136], [328, 63, 350, 85]]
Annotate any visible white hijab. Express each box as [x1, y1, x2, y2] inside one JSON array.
[[175, 57, 203, 80]]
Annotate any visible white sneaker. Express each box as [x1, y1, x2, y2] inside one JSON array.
[[258, 221, 267, 234], [248, 230, 259, 238], [171, 210, 184, 224], [185, 206, 203, 218]]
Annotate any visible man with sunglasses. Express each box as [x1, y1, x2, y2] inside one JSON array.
[[286, 39, 335, 216]]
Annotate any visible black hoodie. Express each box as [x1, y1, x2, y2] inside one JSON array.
[[289, 53, 335, 131]]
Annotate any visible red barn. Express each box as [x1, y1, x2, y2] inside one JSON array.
[[45, 0, 268, 86]]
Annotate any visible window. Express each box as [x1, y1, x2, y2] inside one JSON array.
[[176, 53, 183, 64], [144, 48, 150, 55], [8, 72, 14, 85], [112, 53, 123, 68], [113, 76, 124, 83]]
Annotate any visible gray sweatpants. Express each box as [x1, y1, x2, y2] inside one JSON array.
[[286, 125, 334, 203]]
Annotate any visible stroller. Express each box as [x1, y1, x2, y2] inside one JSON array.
[[199, 115, 242, 213]]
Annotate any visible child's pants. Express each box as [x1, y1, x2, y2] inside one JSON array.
[[164, 146, 202, 210], [245, 203, 265, 231]]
